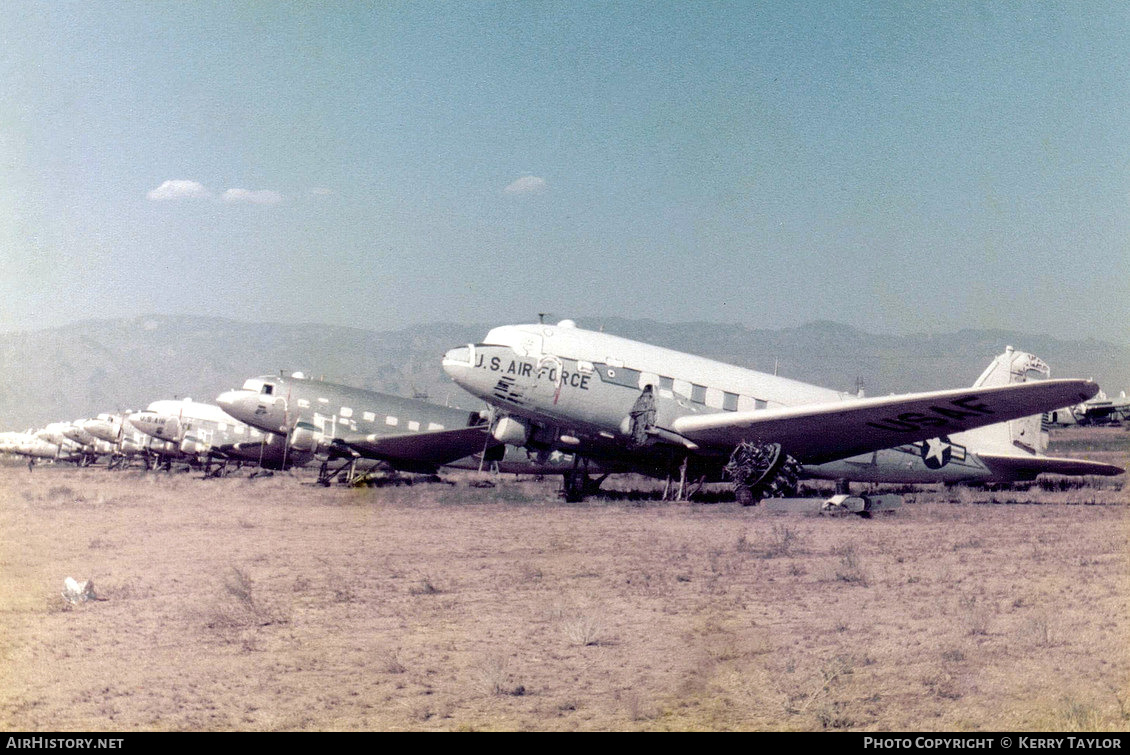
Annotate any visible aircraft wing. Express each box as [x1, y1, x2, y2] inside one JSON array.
[[671, 379, 1099, 464], [339, 426, 498, 468], [976, 453, 1124, 480]]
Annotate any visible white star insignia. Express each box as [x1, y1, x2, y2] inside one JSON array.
[[924, 438, 950, 465]]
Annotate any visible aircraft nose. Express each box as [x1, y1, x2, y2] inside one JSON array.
[[81, 418, 111, 440], [442, 345, 474, 379], [129, 411, 180, 440], [126, 412, 146, 433], [216, 390, 241, 413], [216, 390, 257, 423], [443, 345, 470, 364], [217, 389, 288, 433]]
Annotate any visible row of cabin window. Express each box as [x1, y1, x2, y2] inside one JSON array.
[[650, 376, 767, 412], [292, 398, 444, 432], [595, 363, 768, 411], [184, 420, 264, 439]]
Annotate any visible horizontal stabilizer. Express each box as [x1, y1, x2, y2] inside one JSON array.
[[340, 426, 497, 470], [977, 453, 1124, 480], [672, 379, 1100, 464]]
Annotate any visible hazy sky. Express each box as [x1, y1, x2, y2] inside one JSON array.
[[2, 2, 1128, 342]]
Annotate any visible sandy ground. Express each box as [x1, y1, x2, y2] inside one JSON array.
[[1, 429, 1128, 731]]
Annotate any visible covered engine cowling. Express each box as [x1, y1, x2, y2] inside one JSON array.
[[492, 416, 530, 445], [180, 435, 206, 455], [288, 422, 327, 455]]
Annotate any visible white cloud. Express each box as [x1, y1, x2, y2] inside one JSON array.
[[146, 180, 212, 201], [222, 188, 284, 205], [504, 175, 547, 195]]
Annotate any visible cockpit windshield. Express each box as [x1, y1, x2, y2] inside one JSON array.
[[240, 379, 273, 395]]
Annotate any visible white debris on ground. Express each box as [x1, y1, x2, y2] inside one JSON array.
[[62, 577, 101, 605]]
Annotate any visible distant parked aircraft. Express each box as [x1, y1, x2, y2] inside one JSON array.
[[129, 398, 307, 471], [217, 372, 588, 484], [82, 412, 186, 469], [1044, 390, 1129, 427], [0, 430, 73, 463]]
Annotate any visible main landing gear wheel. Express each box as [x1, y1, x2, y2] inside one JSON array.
[[561, 458, 607, 503], [725, 441, 800, 506], [562, 469, 586, 503]]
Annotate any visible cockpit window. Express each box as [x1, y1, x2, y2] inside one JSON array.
[[261, 384, 273, 395], [483, 326, 543, 357], [241, 379, 265, 392]]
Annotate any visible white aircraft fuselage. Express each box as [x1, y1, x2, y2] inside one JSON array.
[[129, 398, 301, 468], [0, 431, 69, 460], [216, 373, 590, 476], [443, 321, 1119, 490]]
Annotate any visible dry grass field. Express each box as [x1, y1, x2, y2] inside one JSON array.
[[1, 427, 1128, 731]]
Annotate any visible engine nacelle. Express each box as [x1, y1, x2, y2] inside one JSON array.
[[151, 439, 179, 455], [288, 424, 326, 454], [180, 436, 206, 455], [492, 416, 530, 446]]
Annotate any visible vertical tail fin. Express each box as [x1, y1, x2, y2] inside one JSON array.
[[968, 346, 1050, 454]]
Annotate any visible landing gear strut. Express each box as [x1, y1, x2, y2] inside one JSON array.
[[202, 456, 242, 478], [661, 456, 707, 501], [725, 441, 800, 505], [317, 458, 358, 486], [562, 457, 607, 502]]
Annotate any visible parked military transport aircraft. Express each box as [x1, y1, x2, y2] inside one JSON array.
[[442, 320, 1119, 502], [82, 413, 159, 467], [82, 411, 215, 469], [129, 398, 305, 471], [0, 430, 72, 463], [1044, 390, 1129, 427], [35, 422, 84, 456], [216, 372, 584, 484]]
